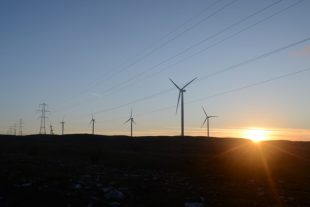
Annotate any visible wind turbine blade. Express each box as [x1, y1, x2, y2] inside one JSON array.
[[182, 77, 197, 89], [124, 118, 131, 124], [169, 78, 181, 90], [176, 92, 181, 114], [209, 116, 217, 118], [130, 108, 133, 118], [132, 119, 136, 125], [202, 106, 208, 116], [201, 118, 207, 128]]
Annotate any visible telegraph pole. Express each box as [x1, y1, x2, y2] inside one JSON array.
[[38, 103, 49, 134]]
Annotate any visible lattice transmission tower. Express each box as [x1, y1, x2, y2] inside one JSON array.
[[60, 119, 65, 135], [38, 103, 49, 134]]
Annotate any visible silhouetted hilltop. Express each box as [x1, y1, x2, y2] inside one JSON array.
[[0, 134, 309, 206]]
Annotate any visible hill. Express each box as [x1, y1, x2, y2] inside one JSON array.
[[0, 134, 309, 206]]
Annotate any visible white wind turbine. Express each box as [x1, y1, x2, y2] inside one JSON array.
[[124, 109, 136, 137], [90, 113, 95, 135], [60, 118, 65, 135], [170, 77, 197, 137], [201, 106, 217, 138]]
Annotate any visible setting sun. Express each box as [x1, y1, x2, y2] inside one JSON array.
[[243, 129, 268, 143]]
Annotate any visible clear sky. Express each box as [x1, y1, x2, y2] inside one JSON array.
[[1, 0, 310, 140]]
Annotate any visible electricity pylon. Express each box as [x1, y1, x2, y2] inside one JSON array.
[[38, 103, 49, 134]]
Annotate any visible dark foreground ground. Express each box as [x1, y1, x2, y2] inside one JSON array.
[[0, 135, 309, 207]]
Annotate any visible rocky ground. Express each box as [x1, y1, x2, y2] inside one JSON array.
[[0, 135, 309, 207]]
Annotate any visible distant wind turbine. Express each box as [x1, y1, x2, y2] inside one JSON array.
[[124, 109, 136, 137], [50, 124, 54, 135], [201, 106, 217, 138], [60, 119, 65, 135], [90, 113, 95, 135], [170, 77, 197, 137]]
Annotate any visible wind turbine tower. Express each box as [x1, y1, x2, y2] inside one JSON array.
[[60, 119, 65, 135], [201, 106, 217, 138], [90, 114, 95, 135], [50, 124, 54, 135], [170, 77, 197, 137], [124, 109, 136, 137]]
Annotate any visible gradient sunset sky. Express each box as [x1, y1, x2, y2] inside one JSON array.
[[1, 0, 310, 140]]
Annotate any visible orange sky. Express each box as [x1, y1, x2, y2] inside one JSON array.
[[95, 127, 310, 141]]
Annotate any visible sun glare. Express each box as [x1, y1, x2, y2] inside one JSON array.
[[244, 129, 268, 143]]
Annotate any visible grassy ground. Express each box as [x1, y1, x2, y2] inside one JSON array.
[[0, 134, 309, 207]]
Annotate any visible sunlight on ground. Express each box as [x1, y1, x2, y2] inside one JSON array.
[[243, 128, 269, 143]]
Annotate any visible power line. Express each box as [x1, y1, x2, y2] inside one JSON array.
[[92, 0, 238, 88], [101, 0, 301, 95], [79, 35, 309, 118], [96, 66, 310, 125], [53, 0, 306, 122], [197, 38, 310, 82], [188, 67, 310, 105], [118, 0, 237, 73], [135, 66, 310, 122], [52, 0, 238, 113], [154, 0, 225, 43], [94, 88, 173, 115], [53, 0, 292, 116], [93, 0, 282, 97], [64, 0, 292, 105]]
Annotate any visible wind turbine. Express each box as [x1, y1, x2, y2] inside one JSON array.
[[90, 113, 95, 135], [201, 106, 217, 138], [50, 124, 54, 135], [124, 109, 135, 137], [170, 77, 197, 137], [60, 119, 65, 135]]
